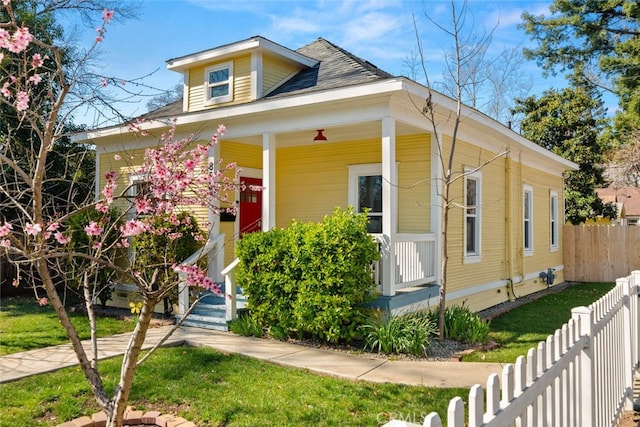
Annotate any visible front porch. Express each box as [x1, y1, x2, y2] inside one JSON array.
[[177, 231, 439, 330]]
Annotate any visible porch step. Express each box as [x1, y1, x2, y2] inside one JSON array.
[[178, 290, 246, 331]]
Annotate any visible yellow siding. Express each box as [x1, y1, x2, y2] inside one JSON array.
[[275, 134, 431, 230], [98, 144, 210, 229], [263, 54, 300, 94], [397, 134, 431, 233], [234, 54, 252, 104], [437, 136, 566, 312], [186, 55, 252, 112], [220, 140, 262, 169], [520, 163, 565, 275], [442, 137, 509, 295]]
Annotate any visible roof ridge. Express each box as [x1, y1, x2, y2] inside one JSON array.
[[300, 37, 394, 79]]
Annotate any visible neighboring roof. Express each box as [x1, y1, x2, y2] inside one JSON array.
[[596, 187, 640, 217], [265, 38, 394, 98]]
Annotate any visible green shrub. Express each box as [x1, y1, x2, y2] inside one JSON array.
[[361, 310, 437, 356], [429, 304, 490, 344], [236, 208, 379, 343], [228, 313, 264, 337]]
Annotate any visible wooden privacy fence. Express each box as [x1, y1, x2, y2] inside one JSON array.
[[564, 225, 640, 282], [384, 271, 640, 427]]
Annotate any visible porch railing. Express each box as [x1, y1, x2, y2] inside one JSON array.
[[373, 233, 437, 293], [384, 270, 640, 427], [177, 233, 225, 315]]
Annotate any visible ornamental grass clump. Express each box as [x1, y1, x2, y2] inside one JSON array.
[[361, 310, 437, 356], [429, 304, 490, 345]]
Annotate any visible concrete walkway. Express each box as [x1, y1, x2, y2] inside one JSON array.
[[0, 326, 504, 388]]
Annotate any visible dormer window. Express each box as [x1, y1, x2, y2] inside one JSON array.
[[205, 61, 233, 104]]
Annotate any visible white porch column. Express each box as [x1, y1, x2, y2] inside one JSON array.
[[381, 117, 397, 297], [262, 133, 276, 231]]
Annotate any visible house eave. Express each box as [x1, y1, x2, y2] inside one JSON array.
[[166, 36, 317, 72], [73, 79, 407, 142], [399, 78, 579, 173]]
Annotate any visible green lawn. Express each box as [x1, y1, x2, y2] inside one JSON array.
[[0, 283, 615, 425], [463, 282, 615, 363], [0, 346, 466, 426], [0, 296, 135, 355]]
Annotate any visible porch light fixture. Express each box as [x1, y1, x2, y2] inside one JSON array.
[[313, 129, 327, 142]]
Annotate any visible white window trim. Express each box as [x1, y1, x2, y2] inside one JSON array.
[[128, 173, 147, 216], [550, 190, 559, 252], [523, 184, 534, 256], [463, 168, 482, 263], [348, 163, 383, 234], [204, 61, 233, 105]]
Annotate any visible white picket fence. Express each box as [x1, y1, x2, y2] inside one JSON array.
[[385, 271, 640, 427]]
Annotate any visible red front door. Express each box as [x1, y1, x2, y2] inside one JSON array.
[[239, 177, 262, 236]]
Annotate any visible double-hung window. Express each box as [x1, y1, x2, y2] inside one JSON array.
[[348, 164, 383, 234], [464, 168, 482, 261], [205, 61, 233, 104], [523, 184, 534, 255], [550, 190, 558, 251]]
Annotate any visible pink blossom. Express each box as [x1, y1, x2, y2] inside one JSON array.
[[12, 278, 18, 287], [2, 0, 10, 7], [0, 53, 4, 63], [100, 78, 107, 87], [134, 198, 152, 214], [0, 239, 10, 247], [95, 35, 103, 43], [173, 264, 221, 295], [217, 124, 226, 134], [1, 82, 10, 98], [54, 232, 70, 245], [16, 91, 29, 111], [9, 27, 32, 53], [0, 222, 13, 237], [38, 297, 48, 306], [102, 9, 114, 23], [25, 222, 42, 236], [95, 201, 109, 213], [84, 221, 103, 236], [92, 242, 102, 250], [31, 53, 43, 68], [46, 222, 60, 232], [120, 220, 146, 237], [114, 154, 121, 160], [28, 74, 41, 85]]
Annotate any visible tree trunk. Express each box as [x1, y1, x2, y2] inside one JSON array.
[[106, 295, 157, 427]]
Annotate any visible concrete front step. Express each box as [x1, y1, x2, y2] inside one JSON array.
[[178, 291, 247, 331]]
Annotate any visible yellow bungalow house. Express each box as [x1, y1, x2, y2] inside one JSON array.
[[78, 36, 577, 327]]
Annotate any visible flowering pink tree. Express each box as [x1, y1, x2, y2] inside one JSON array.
[[0, 3, 236, 426]]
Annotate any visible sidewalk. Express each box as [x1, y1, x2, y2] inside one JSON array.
[[0, 326, 504, 388]]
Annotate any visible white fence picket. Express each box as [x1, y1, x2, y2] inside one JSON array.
[[383, 271, 640, 427]]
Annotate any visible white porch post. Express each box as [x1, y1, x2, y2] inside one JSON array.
[[381, 117, 397, 297], [262, 133, 276, 231]]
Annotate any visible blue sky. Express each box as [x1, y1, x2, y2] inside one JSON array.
[[73, 0, 576, 125]]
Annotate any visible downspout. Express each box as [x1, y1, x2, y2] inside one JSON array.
[[518, 151, 525, 286], [505, 153, 514, 300]]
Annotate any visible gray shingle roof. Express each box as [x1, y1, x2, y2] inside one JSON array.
[[265, 37, 394, 98]]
